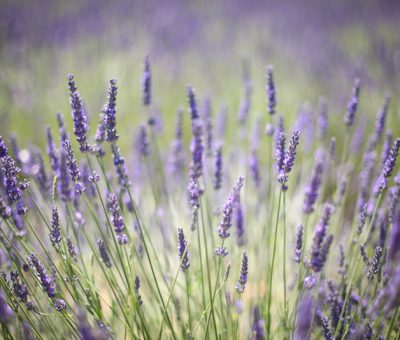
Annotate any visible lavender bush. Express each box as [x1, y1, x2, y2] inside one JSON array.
[[0, 58, 399, 340]]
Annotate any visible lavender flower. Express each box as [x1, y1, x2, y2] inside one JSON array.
[[135, 276, 142, 306], [294, 224, 304, 263], [236, 200, 245, 246], [111, 143, 130, 190], [319, 314, 334, 340], [275, 131, 286, 176], [0, 195, 11, 219], [278, 130, 300, 188], [213, 144, 223, 190], [107, 192, 128, 245], [67, 237, 77, 261], [67, 74, 89, 152], [374, 96, 390, 142], [367, 246, 383, 280], [0, 293, 13, 322], [10, 271, 28, 303], [188, 175, 203, 209], [27, 253, 56, 298], [317, 97, 328, 139], [59, 149, 72, 201], [190, 119, 204, 179], [177, 228, 189, 271], [169, 109, 185, 176], [49, 207, 62, 246], [383, 138, 400, 179], [56, 112, 69, 144], [266, 65, 276, 115], [251, 306, 265, 340], [142, 55, 151, 106], [216, 176, 245, 256], [235, 252, 248, 293], [187, 86, 199, 120], [303, 155, 325, 214], [381, 131, 393, 165], [137, 125, 150, 157], [46, 127, 58, 173], [249, 150, 260, 187], [294, 295, 314, 340], [97, 238, 112, 268], [105, 79, 119, 142], [309, 204, 334, 272], [0, 136, 8, 158], [94, 111, 106, 157], [54, 299, 66, 312], [344, 78, 361, 126]]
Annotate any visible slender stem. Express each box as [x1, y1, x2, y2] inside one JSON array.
[[266, 189, 282, 337]]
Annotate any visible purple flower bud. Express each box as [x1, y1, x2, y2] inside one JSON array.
[[344, 78, 361, 126], [309, 204, 334, 272], [142, 55, 151, 106], [217, 176, 245, 240], [2, 156, 22, 204], [266, 65, 276, 115], [105, 79, 119, 142], [252, 306, 265, 340], [317, 97, 328, 139], [213, 144, 223, 190], [303, 155, 324, 214], [169, 109, 185, 177], [190, 119, 204, 179], [135, 276, 142, 306], [187, 175, 203, 209], [249, 150, 261, 187], [62, 141, 81, 182], [374, 96, 390, 142], [10, 271, 28, 303], [0, 195, 11, 219], [67, 237, 77, 261], [177, 228, 189, 271], [107, 192, 128, 245], [367, 246, 383, 280], [67, 75, 89, 152], [136, 125, 150, 157], [111, 143, 130, 190], [383, 138, 400, 179], [275, 131, 286, 177], [381, 131, 393, 165], [187, 86, 199, 120], [97, 238, 112, 268], [46, 127, 58, 173], [49, 207, 62, 246], [56, 112, 69, 144], [294, 224, 304, 263], [235, 252, 248, 293], [0, 136, 8, 158], [59, 149, 72, 202], [0, 292, 14, 323], [294, 295, 314, 340], [27, 254, 56, 298], [236, 200, 245, 246], [54, 299, 66, 312]]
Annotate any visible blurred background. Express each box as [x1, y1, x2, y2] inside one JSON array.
[[0, 0, 399, 147]]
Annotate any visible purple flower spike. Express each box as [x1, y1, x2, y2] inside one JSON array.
[[105, 79, 119, 142], [97, 238, 112, 268], [235, 252, 248, 293], [67, 74, 89, 152], [374, 96, 390, 142], [317, 97, 328, 139], [177, 228, 190, 271], [49, 207, 62, 246], [275, 131, 286, 176], [0, 136, 8, 158], [187, 86, 199, 121], [294, 295, 314, 340], [213, 144, 223, 190], [107, 192, 128, 245], [266, 65, 276, 115], [142, 55, 151, 106], [252, 306, 266, 340], [2, 156, 22, 203], [46, 127, 59, 173], [383, 138, 400, 179], [309, 204, 334, 272], [236, 200, 245, 246], [27, 253, 56, 298], [344, 78, 361, 126], [190, 119, 204, 179], [294, 224, 304, 263], [303, 154, 325, 214]]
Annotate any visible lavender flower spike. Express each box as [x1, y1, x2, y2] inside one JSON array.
[[97, 238, 112, 268], [0, 136, 8, 158], [303, 154, 324, 214], [374, 96, 390, 142], [266, 65, 276, 115], [67, 74, 89, 152], [294, 295, 314, 340], [105, 79, 119, 142], [383, 138, 400, 179], [235, 252, 248, 293], [107, 192, 128, 245], [275, 131, 286, 175], [213, 144, 223, 190], [49, 207, 62, 246], [177, 228, 190, 271], [278, 130, 300, 188], [27, 253, 56, 298], [309, 204, 334, 272], [294, 224, 304, 263], [344, 78, 361, 126], [187, 85, 199, 121], [216, 176, 245, 256], [46, 127, 59, 173], [142, 55, 151, 106]]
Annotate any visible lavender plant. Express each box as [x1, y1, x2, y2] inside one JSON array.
[[0, 58, 399, 340]]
